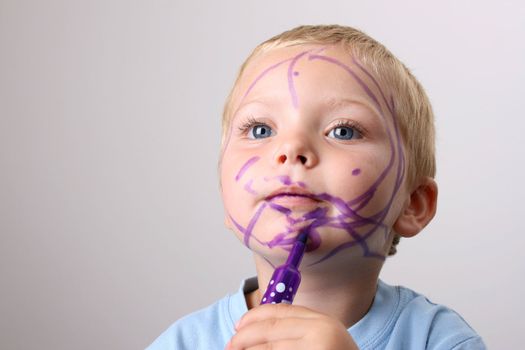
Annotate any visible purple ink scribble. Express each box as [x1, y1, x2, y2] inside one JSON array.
[[309, 54, 382, 111], [244, 179, 257, 195], [227, 48, 406, 267], [311, 46, 328, 55], [235, 156, 260, 181], [268, 202, 292, 215], [277, 175, 292, 185], [288, 51, 308, 109], [240, 58, 292, 105], [229, 202, 268, 248], [265, 175, 308, 189]]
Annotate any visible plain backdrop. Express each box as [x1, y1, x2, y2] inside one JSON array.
[[1, 0, 524, 349]]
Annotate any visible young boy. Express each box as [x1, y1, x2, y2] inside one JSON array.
[[147, 25, 486, 349]]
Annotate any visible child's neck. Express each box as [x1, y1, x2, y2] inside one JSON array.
[[246, 253, 383, 329]]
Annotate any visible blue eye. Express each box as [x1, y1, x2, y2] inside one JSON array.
[[249, 125, 273, 139], [328, 126, 358, 140]]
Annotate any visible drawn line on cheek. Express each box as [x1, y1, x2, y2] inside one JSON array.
[[243, 179, 257, 195], [267, 232, 291, 248], [352, 57, 407, 191], [390, 97, 407, 194], [267, 202, 292, 215], [229, 215, 246, 235], [303, 207, 329, 220], [316, 193, 360, 220], [304, 189, 393, 266], [352, 57, 406, 190], [262, 255, 276, 269], [243, 202, 267, 247], [307, 54, 402, 221], [228, 203, 268, 249], [352, 168, 361, 176], [235, 156, 260, 181]]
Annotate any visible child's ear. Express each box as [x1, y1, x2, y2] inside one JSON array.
[[393, 177, 438, 237]]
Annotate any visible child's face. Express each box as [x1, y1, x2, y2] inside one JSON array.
[[220, 45, 408, 266]]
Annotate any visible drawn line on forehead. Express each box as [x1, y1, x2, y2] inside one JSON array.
[[287, 51, 309, 110], [236, 58, 293, 116], [308, 54, 384, 117], [235, 47, 327, 118], [351, 57, 395, 116]]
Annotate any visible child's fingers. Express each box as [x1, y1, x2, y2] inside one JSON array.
[[244, 339, 299, 350], [236, 303, 321, 330], [229, 317, 306, 349]]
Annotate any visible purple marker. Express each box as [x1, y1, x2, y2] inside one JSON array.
[[260, 232, 308, 305]]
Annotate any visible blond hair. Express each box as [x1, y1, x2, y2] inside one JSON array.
[[221, 25, 436, 255]]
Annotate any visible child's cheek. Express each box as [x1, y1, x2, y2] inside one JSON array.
[[220, 155, 264, 220]]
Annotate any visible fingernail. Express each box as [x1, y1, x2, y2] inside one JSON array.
[[234, 320, 241, 330]]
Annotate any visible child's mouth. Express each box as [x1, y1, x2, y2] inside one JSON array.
[[265, 187, 321, 209]]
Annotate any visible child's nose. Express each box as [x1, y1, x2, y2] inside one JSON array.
[[274, 138, 318, 168]]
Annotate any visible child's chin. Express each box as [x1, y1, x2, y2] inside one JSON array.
[[249, 245, 367, 272]]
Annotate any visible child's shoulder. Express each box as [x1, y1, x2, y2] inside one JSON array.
[[351, 279, 486, 349], [146, 279, 251, 350], [145, 295, 231, 349]]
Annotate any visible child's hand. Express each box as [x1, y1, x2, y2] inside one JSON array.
[[226, 303, 359, 350]]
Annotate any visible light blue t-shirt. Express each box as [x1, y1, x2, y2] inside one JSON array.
[[146, 277, 486, 350]]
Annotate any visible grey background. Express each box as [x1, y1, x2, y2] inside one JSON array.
[[1, 0, 523, 349]]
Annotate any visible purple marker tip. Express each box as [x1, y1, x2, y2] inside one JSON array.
[[260, 232, 308, 305]]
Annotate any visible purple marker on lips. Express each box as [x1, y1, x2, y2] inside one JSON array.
[[260, 232, 308, 305]]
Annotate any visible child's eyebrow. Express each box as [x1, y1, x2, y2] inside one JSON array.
[[233, 96, 286, 116], [233, 96, 381, 122], [323, 97, 381, 120]]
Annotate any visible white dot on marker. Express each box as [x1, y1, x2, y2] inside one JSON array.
[[289, 287, 293, 292], [270, 280, 274, 285], [263, 297, 267, 302], [270, 292, 275, 297], [276, 283, 286, 293]]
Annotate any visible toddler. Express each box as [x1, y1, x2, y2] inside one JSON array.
[[147, 24, 486, 350]]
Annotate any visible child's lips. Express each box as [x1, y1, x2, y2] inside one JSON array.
[[265, 187, 321, 208]]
